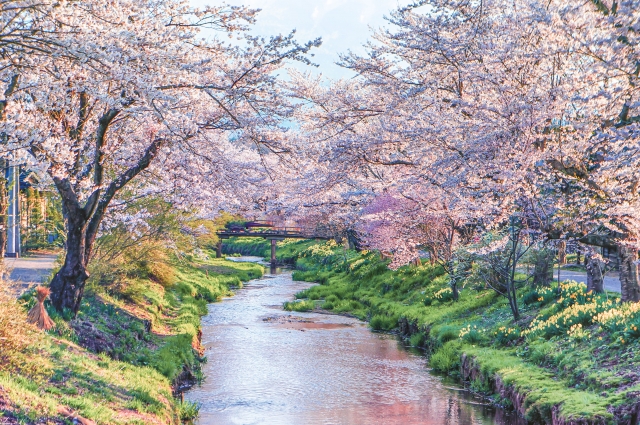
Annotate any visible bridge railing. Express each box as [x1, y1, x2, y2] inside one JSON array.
[[216, 227, 331, 239]]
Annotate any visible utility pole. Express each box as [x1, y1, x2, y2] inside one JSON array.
[[6, 165, 20, 257]]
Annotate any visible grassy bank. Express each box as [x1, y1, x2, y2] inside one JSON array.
[[1, 250, 263, 424], [221, 237, 320, 264], [232, 239, 640, 424]]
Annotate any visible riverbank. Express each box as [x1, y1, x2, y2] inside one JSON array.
[[187, 265, 513, 425], [0, 249, 263, 424], [221, 237, 318, 265], [227, 238, 640, 424]]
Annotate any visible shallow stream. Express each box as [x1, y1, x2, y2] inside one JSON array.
[[186, 257, 523, 425]]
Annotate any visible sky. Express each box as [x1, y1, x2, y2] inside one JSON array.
[[189, 0, 410, 80]]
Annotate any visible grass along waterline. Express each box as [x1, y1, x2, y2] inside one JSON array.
[[1, 249, 263, 424], [224, 238, 640, 424]]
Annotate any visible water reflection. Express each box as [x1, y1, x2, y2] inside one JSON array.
[[187, 267, 525, 425]]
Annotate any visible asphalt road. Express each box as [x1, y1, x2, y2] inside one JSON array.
[[4, 253, 57, 296], [554, 269, 620, 293]]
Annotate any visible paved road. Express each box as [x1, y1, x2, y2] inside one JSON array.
[[4, 254, 57, 296], [555, 269, 620, 293]]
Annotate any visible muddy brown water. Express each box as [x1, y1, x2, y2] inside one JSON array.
[[186, 257, 524, 425]]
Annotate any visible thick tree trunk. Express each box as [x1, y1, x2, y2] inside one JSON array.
[[47, 137, 161, 314], [619, 244, 640, 303], [557, 240, 567, 265], [49, 209, 89, 314], [585, 250, 604, 294]]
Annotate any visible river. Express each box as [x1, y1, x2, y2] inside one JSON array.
[[186, 257, 524, 425]]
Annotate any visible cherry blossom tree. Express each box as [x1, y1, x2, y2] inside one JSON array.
[[0, 0, 319, 313], [289, 0, 640, 302]]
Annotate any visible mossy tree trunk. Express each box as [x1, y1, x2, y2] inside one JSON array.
[[557, 240, 567, 265], [585, 249, 604, 293], [618, 244, 640, 302], [532, 249, 554, 287]]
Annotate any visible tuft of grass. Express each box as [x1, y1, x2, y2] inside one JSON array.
[[409, 332, 425, 347], [430, 341, 462, 373], [369, 314, 399, 331], [283, 299, 315, 312], [177, 400, 200, 421]]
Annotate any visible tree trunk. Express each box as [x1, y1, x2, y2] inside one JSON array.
[[49, 207, 89, 314], [447, 259, 459, 301], [585, 250, 604, 294], [619, 244, 640, 303], [532, 249, 554, 286], [557, 240, 567, 265], [451, 281, 459, 301]]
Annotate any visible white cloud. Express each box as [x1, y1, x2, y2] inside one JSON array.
[[189, 0, 406, 79]]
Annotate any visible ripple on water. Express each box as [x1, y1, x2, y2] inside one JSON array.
[[186, 272, 526, 425]]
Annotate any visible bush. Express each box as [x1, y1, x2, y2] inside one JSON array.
[[526, 340, 554, 365], [325, 294, 340, 303]]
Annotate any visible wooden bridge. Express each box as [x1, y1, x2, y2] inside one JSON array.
[[216, 221, 330, 265]]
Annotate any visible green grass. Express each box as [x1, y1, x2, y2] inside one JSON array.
[[6, 250, 264, 424], [283, 299, 316, 312], [222, 237, 321, 264]]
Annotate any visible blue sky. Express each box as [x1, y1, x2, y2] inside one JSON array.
[[190, 0, 409, 79]]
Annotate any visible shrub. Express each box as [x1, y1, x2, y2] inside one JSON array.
[[325, 294, 340, 303], [526, 340, 554, 365]]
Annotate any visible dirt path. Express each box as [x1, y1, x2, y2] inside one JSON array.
[[4, 253, 58, 296]]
